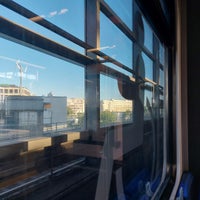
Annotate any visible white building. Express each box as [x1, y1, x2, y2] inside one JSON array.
[[100, 99, 133, 112], [67, 98, 85, 115], [0, 84, 31, 98], [0, 84, 31, 106]]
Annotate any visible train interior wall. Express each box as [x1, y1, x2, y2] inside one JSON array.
[[187, 0, 200, 193]]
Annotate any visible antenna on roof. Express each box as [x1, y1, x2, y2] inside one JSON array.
[[16, 60, 23, 96], [0, 56, 45, 95]]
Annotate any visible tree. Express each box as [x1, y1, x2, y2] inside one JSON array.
[[77, 112, 84, 128], [67, 106, 74, 117], [100, 110, 117, 125]]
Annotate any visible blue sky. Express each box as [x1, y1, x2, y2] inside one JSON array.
[[1, 1, 85, 98], [0, 1, 156, 100], [0, 38, 85, 97]]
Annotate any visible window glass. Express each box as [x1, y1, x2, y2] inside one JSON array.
[[0, 1, 168, 199], [159, 68, 164, 86], [0, 38, 85, 134], [144, 88, 153, 120], [100, 74, 133, 127], [1, 3, 84, 54], [159, 94, 164, 117], [159, 43, 165, 65], [143, 81, 163, 187], [159, 68, 164, 118], [0, 38, 86, 196], [142, 17, 153, 52], [104, 0, 133, 30], [12, 0, 84, 41], [100, 12, 133, 75], [19, 111, 37, 126], [142, 52, 153, 80]]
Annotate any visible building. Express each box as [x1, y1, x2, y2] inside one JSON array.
[[100, 99, 133, 112], [43, 96, 67, 125], [0, 84, 31, 105], [5, 96, 44, 135], [67, 98, 85, 115], [0, 84, 31, 120], [0, 84, 31, 98], [4, 95, 67, 135]]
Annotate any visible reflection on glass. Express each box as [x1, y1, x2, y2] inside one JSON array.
[[100, 13, 133, 72], [144, 88, 153, 120], [12, 0, 84, 40], [1, 3, 84, 54], [142, 52, 153, 80], [0, 38, 86, 195], [0, 1, 167, 199], [159, 43, 165, 65], [144, 85, 163, 188], [142, 17, 153, 52], [104, 0, 133, 30], [100, 75, 133, 127], [159, 94, 164, 117], [159, 68, 164, 86], [0, 38, 85, 138]]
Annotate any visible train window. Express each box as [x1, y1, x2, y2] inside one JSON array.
[[0, 0, 169, 199]]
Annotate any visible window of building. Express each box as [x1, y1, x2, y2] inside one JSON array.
[[14, 89, 18, 94]]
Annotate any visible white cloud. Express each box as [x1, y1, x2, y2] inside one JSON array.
[[49, 11, 57, 17], [100, 45, 116, 50], [59, 8, 68, 15], [87, 45, 116, 52]]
